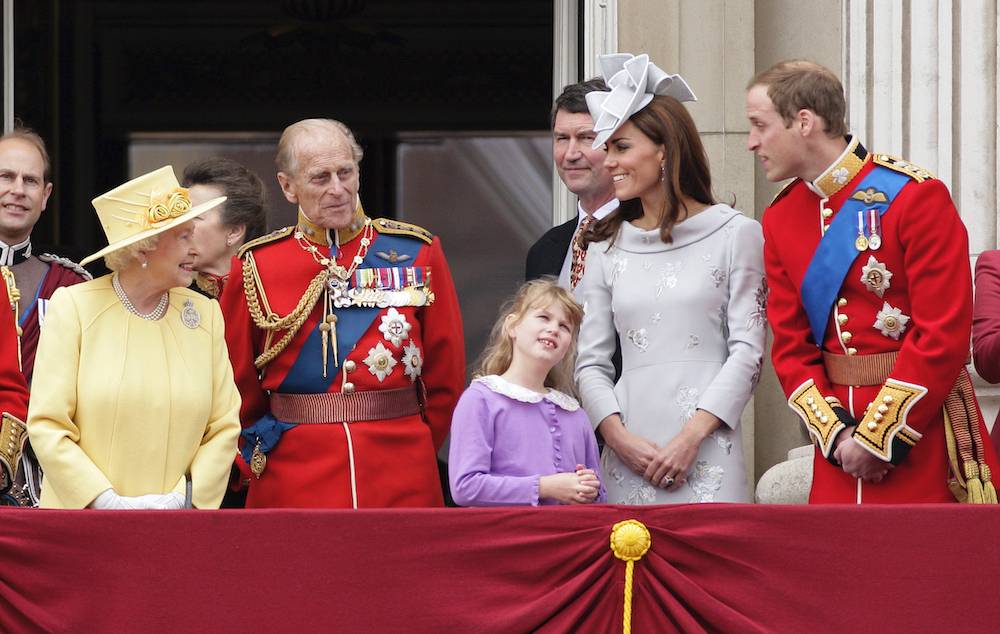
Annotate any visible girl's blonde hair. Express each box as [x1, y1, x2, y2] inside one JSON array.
[[475, 278, 584, 395]]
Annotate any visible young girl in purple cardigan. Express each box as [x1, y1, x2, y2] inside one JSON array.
[[449, 279, 605, 506]]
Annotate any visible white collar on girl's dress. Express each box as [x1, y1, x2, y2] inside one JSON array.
[[475, 375, 580, 411]]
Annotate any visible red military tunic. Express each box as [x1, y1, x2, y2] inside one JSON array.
[[221, 207, 465, 508], [0, 280, 30, 492], [763, 137, 999, 503], [17, 255, 91, 384]]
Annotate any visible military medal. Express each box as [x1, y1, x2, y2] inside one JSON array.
[[854, 211, 869, 251], [868, 209, 882, 250], [250, 439, 266, 478]]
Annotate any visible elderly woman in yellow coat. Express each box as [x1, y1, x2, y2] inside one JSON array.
[[27, 166, 241, 509]]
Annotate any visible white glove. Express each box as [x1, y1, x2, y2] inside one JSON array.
[[90, 489, 185, 510]]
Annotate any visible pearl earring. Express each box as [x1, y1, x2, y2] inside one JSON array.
[[141, 261, 148, 269]]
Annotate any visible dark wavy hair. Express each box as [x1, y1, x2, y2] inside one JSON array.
[[584, 95, 715, 248]]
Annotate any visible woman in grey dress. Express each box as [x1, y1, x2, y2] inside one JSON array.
[[576, 53, 766, 503]]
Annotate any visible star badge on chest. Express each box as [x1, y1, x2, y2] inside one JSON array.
[[860, 256, 892, 298], [874, 301, 910, 340], [379, 307, 412, 347]]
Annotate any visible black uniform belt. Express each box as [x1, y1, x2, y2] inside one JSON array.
[[270, 386, 423, 424]]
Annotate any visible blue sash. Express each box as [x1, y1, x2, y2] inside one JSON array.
[[800, 166, 910, 346], [243, 231, 428, 458], [277, 231, 426, 393]]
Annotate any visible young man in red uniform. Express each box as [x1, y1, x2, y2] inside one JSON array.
[[747, 60, 998, 503], [220, 119, 465, 508]]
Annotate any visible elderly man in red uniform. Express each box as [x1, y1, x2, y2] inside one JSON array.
[[748, 60, 998, 503], [220, 118, 465, 508]]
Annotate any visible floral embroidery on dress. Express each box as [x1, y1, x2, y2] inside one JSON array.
[[676, 386, 699, 421], [685, 334, 700, 350], [687, 461, 724, 503], [747, 277, 768, 329], [642, 260, 653, 271], [611, 254, 628, 282], [650, 312, 662, 324], [623, 477, 658, 505], [655, 262, 681, 297], [626, 328, 649, 353], [709, 266, 726, 288], [711, 429, 733, 455], [749, 359, 763, 389], [608, 466, 626, 486]]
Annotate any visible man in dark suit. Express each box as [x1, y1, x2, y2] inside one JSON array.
[[525, 78, 617, 287]]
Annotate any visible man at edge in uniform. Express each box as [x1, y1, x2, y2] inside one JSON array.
[[220, 118, 465, 508], [0, 128, 89, 506], [747, 60, 999, 503]]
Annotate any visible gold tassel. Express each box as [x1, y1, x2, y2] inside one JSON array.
[[964, 460, 985, 504], [610, 520, 651, 634], [980, 463, 998, 504]]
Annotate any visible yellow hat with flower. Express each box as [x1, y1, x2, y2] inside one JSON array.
[[80, 165, 226, 266]]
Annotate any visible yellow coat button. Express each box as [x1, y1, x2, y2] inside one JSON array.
[[344, 360, 356, 373], [837, 298, 848, 307], [840, 331, 852, 343], [822, 208, 833, 218], [837, 314, 848, 325], [343, 382, 355, 393]]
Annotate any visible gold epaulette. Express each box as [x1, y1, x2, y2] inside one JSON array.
[[238, 226, 295, 258], [373, 218, 433, 245], [769, 178, 799, 206], [851, 378, 926, 463], [787, 379, 846, 459], [872, 154, 935, 183]]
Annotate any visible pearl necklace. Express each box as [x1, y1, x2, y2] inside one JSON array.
[[112, 272, 169, 321]]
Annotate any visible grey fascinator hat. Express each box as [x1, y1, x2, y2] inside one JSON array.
[[585, 53, 698, 149]]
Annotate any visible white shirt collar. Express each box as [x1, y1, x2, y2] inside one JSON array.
[[577, 198, 619, 224]]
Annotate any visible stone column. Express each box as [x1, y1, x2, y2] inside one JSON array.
[[844, 0, 1000, 427]]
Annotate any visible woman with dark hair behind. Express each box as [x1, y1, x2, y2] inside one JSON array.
[[183, 157, 267, 299], [575, 53, 766, 504]]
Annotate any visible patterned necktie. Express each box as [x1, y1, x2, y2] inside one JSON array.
[[570, 215, 594, 290]]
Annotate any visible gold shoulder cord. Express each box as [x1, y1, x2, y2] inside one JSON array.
[[242, 252, 326, 369], [0, 266, 21, 370]]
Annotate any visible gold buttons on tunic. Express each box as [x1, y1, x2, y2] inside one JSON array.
[[822, 208, 834, 218], [840, 331, 852, 343], [867, 421, 878, 431], [837, 314, 849, 326], [847, 347, 857, 356], [343, 382, 355, 393], [837, 298, 848, 307], [344, 360, 356, 373]]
